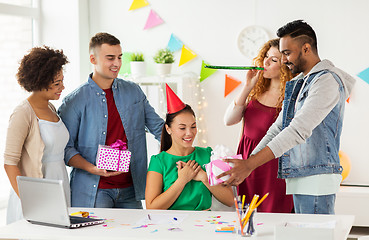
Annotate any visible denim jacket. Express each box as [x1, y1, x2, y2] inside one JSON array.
[[279, 70, 344, 178], [252, 60, 356, 179], [58, 74, 164, 207]]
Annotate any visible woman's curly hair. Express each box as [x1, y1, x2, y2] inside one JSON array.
[[17, 46, 69, 92], [247, 38, 293, 112]]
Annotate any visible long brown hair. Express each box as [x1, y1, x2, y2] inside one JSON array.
[[160, 105, 195, 152], [247, 38, 293, 112]]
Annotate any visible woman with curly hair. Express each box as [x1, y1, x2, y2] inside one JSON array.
[[4, 46, 69, 224], [224, 38, 294, 213]]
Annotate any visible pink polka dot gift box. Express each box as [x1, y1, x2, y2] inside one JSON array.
[[96, 140, 131, 172]]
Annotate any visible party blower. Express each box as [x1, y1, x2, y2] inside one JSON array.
[[204, 65, 264, 70]]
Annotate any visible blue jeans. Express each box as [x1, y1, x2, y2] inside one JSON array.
[[94, 186, 142, 209], [293, 194, 336, 214]]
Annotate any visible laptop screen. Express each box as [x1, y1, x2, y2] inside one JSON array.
[[17, 176, 71, 227]]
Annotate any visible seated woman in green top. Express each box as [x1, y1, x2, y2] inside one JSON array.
[[145, 84, 233, 210]]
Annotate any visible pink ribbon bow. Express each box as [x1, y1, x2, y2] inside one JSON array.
[[110, 139, 127, 171], [111, 139, 127, 150]]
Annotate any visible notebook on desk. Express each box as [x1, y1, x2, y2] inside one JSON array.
[[17, 176, 104, 229]]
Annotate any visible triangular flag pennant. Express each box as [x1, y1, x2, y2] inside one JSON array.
[[224, 74, 242, 97], [119, 52, 133, 75], [346, 96, 350, 103], [357, 67, 369, 85], [144, 10, 164, 30], [200, 61, 217, 82], [167, 34, 183, 52], [128, 0, 149, 11], [179, 45, 197, 66]]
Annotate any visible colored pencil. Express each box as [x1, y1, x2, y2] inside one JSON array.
[[254, 192, 269, 209], [241, 195, 246, 210], [242, 195, 259, 229], [234, 198, 243, 234]]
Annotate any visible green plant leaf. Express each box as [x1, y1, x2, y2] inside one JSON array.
[[131, 52, 144, 61], [153, 48, 175, 64]]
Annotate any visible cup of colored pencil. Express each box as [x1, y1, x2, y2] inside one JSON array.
[[233, 192, 269, 237]]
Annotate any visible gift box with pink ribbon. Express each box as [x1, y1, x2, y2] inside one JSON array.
[[205, 145, 242, 186], [96, 140, 131, 172]]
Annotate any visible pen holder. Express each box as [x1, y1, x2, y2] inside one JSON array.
[[245, 210, 256, 236], [239, 209, 256, 237]]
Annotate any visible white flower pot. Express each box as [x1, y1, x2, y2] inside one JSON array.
[[156, 63, 172, 76], [130, 61, 146, 77]]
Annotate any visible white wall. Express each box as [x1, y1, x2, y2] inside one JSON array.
[[40, 0, 90, 108], [85, 0, 369, 185]]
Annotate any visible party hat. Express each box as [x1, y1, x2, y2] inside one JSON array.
[[166, 83, 186, 114]]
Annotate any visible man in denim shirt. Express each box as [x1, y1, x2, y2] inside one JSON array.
[[220, 20, 355, 214], [59, 33, 164, 208]]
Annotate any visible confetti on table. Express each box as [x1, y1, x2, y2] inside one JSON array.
[[168, 227, 182, 232], [194, 225, 204, 227], [150, 229, 158, 233], [133, 225, 148, 229], [215, 226, 235, 233]]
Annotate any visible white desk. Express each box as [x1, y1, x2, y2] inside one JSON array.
[[0, 208, 354, 240], [336, 185, 369, 226]]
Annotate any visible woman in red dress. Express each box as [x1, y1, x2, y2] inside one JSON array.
[[224, 39, 294, 213]]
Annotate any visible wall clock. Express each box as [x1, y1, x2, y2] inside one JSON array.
[[237, 26, 269, 59]]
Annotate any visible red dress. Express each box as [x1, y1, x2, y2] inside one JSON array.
[[237, 100, 293, 213]]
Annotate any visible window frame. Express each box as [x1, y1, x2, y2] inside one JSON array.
[[0, 1, 40, 45], [0, 0, 40, 211]]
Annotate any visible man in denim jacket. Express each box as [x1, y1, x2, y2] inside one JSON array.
[[220, 20, 355, 214], [59, 33, 164, 208]]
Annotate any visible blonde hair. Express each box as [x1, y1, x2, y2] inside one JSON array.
[[247, 38, 293, 111]]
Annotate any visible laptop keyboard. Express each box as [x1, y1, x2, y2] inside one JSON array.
[[70, 216, 97, 223]]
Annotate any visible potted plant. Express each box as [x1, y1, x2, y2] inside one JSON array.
[[130, 52, 146, 77], [153, 48, 175, 76]]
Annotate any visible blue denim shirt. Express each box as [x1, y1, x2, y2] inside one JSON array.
[[58, 74, 164, 207], [279, 70, 345, 178]]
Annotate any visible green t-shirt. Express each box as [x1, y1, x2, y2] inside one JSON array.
[[148, 146, 213, 210]]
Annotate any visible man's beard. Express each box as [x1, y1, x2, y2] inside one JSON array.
[[287, 52, 306, 74]]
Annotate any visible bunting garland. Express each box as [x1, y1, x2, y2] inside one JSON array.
[[179, 45, 197, 66], [128, 0, 149, 11], [144, 9, 164, 30], [224, 74, 242, 97], [167, 34, 183, 52], [357, 67, 369, 85], [129, 0, 239, 95], [200, 61, 217, 82], [118, 52, 134, 76]]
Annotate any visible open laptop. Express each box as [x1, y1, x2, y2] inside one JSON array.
[[17, 176, 104, 228]]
